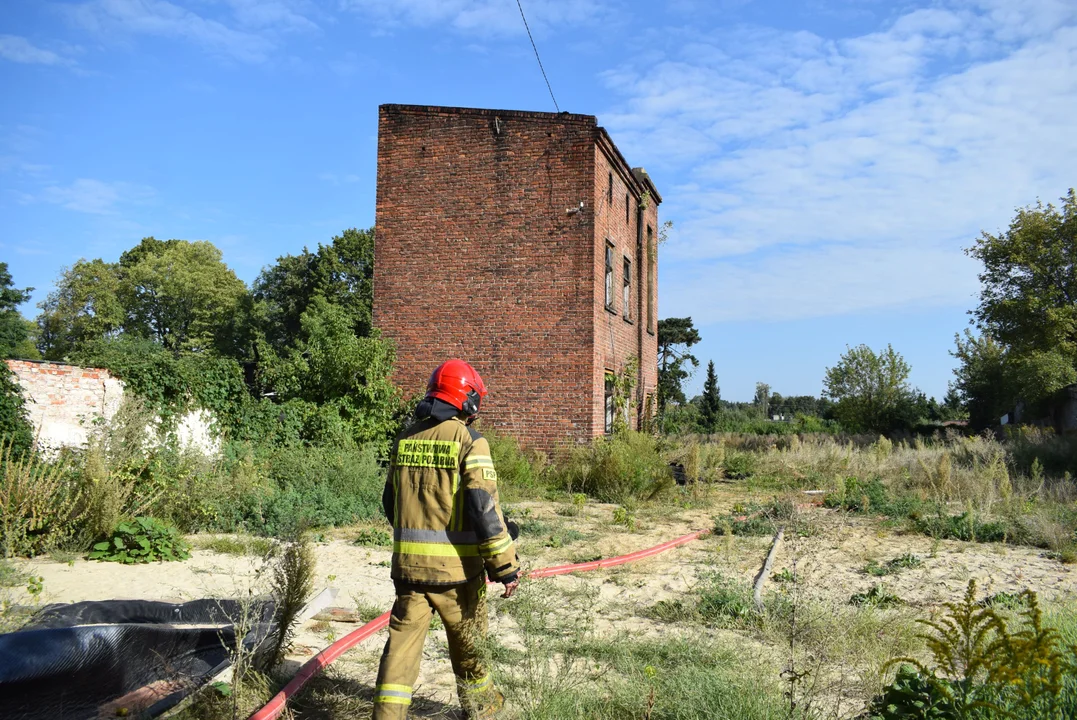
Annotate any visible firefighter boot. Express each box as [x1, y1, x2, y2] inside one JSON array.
[[458, 681, 505, 720]]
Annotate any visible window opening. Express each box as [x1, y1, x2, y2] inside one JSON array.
[[607, 172, 613, 205], [604, 373, 615, 434], [646, 225, 654, 331], [625, 193, 630, 224], [623, 256, 631, 321], [605, 242, 615, 310]]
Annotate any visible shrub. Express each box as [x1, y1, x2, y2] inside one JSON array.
[[697, 573, 757, 624], [234, 444, 384, 536], [721, 450, 757, 479], [850, 584, 905, 607], [481, 426, 546, 500], [89, 516, 191, 563], [0, 443, 83, 558], [713, 497, 795, 537], [913, 511, 1009, 543], [353, 526, 391, 547], [868, 580, 1077, 720], [0, 367, 33, 458], [554, 430, 673, 504]]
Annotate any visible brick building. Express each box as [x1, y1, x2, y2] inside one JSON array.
[[374, 104, 660, 451]]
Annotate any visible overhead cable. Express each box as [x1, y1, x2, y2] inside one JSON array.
[[515, 0, 560, 113]]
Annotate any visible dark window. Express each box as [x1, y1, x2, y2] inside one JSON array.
[[605, 242, 615, 310], [646, 225, 654, 331], [607, 172, 613, 205], [625, 193, 630, 224], [623, 256, 631, 321], [604, 373, 615, 434]]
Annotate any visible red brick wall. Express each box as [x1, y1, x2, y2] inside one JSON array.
[[374, 105, 659, 452], [591, 146, 659, 433], [374, 105, 599, 450]]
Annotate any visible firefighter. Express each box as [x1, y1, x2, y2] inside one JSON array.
[[372, 359, 520, 720]]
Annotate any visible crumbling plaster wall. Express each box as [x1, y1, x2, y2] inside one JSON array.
[[5, 359, 219, 455]]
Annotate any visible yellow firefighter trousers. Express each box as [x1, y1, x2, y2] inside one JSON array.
[[371, 575, 500, 719]]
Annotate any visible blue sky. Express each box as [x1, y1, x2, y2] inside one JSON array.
[[2, 0, 1075, 402]]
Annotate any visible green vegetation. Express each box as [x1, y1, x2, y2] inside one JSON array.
[[867, 581, 1077, 720], [864, 554, 923, 577], [955, 190, 1077, 430], [89, 517, 191, 563], [552, 429, 673, 504]]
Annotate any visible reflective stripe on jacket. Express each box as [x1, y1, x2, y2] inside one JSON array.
[[382, 415, 519, 585]]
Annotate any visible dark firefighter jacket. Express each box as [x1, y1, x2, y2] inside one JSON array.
[[382, 399, 520, 586]]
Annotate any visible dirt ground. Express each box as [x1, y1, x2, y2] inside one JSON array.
[[9, 496, 1077, 718]]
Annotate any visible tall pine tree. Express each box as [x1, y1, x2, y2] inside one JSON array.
[[700, 360, 721, 431]]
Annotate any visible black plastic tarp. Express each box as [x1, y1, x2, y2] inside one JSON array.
[[0, 598, 277, 720]]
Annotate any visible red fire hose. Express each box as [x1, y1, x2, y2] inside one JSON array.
[[248, 528, 710, 720]]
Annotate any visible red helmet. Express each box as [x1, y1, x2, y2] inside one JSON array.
[[427, 359, 487, 417]]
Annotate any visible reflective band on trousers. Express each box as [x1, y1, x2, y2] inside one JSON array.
[[459, 674, 492, 691], [375, 683, 412, 705]]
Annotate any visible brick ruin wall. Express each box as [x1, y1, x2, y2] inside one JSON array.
[[5, 359, 124, 450], [374, 105, 600, 451], [5, 359, 219, 454]]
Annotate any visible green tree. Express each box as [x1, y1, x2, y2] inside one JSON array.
[[754, 382, 771, 418], [266, 296, 401, 446], [0, 263, 33, 359], [0, 366, 33, 455], [823, 344, 916, 433], [967, 189, 1077, 358], [36, 259, 124, 360], [253, 228, 375, 351], [119, 238, 248, 354], [699, 360, 720, 430], [951, 330, 1013, 429], [0, 263, 34, 453], [657, 317, 701, 415]]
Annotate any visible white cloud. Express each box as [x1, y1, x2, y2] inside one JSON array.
[[64, 0, 317, 62], [339, 0, 610, 37], [661, 241, 981, 325], [602, 1, 1077, 324], [30, 178, 155, 214], [0, 35, 73, 66]]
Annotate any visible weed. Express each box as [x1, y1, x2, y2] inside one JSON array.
[[352, 526, 391, 547], [268, 533, 316, 666], [612, 505, 636, 530], [351, 597, 386, 623], [871, 580, 1077, 719], [772, 567, 795, 583], [553, 430, 673, 504], [479, 426, 547, 501], [850, 584, 905, 607], [0, 442, 83, 557], [863, 553, 923, 576], [542, 529, 587, 548], [88, 517, 191, 563], [0, 560, 27, 587]]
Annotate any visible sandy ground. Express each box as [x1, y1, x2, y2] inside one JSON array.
[[7, 499, 1077, 718]]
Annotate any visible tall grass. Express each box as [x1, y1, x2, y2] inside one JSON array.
[[493, 579, 790, 720], [552, 430, 674, 504]]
